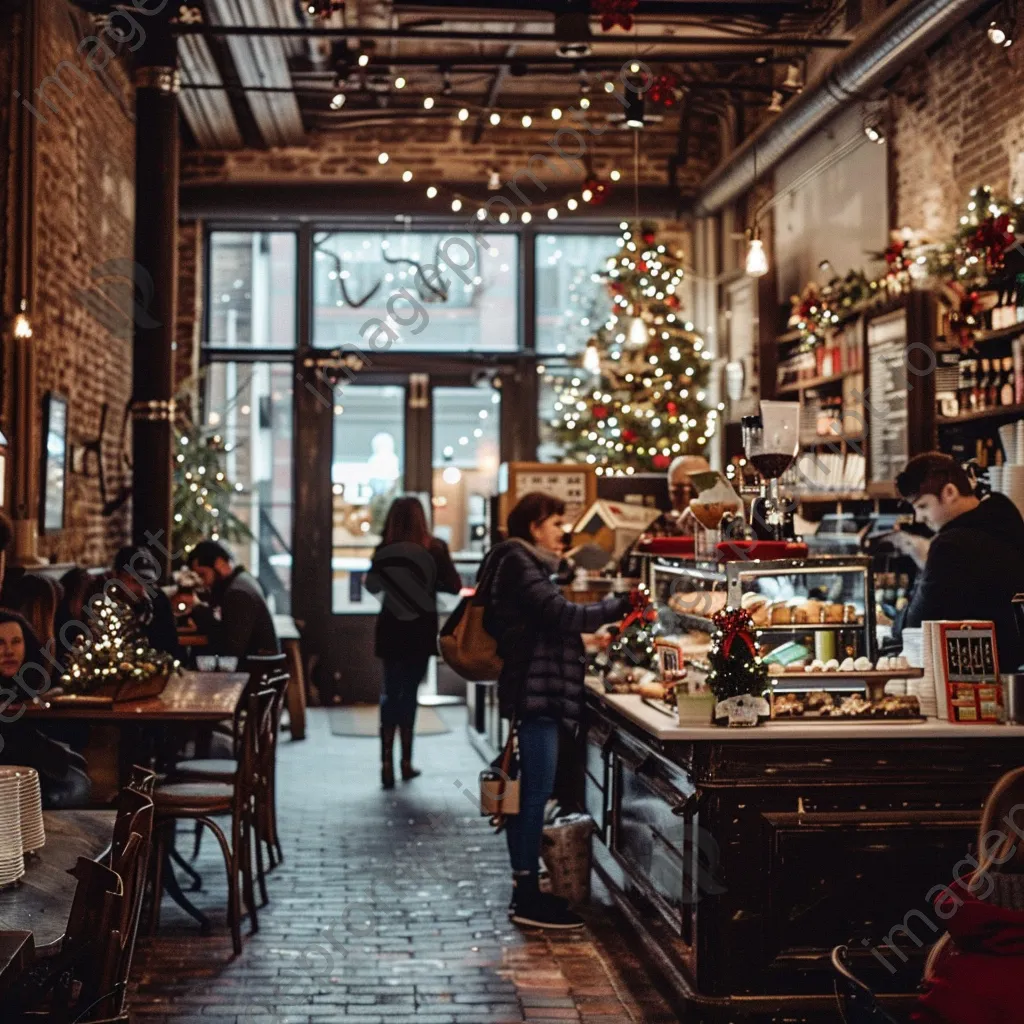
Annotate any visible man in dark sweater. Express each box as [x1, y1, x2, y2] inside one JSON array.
[[894, 453, 1024, 671], [188, 541, 280, 660]]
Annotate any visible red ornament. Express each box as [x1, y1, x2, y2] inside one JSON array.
[[641, 230, 656, 246], [636, 260, 648, 272], [592, 0, 638, 31], [666, 401, 677, 415], [666, 294, 680, 310], [593, 405, 608, 420], [652, 454, 671, 470], [647, 73, 680, 107], [582, 178, 610, 205], [622, 429, 637, 443]]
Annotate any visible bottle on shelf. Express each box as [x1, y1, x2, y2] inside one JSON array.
[[979, 358, 991, 412], [1001, 356, 1016, 407], [988, 357, 1000, 409], [963, 358, 977, 412]]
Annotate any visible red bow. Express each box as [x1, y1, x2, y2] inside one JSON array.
[[712, 607, 759, 659]]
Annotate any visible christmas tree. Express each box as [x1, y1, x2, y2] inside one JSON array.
[[548, 222, 718, 474], [61, 597, 179, 696], [606, 599, 659, 670], [706, 608, 768, 701]]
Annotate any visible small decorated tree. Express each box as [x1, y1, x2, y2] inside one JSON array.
[[606, 598, 660, 671], [61, 597, 178, 697], [706, 608, 769, 726]]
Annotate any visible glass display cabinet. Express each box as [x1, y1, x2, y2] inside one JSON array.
[[646, 555, 877, 669]]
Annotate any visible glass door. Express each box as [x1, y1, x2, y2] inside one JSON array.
[[330, 383, 407, 614]]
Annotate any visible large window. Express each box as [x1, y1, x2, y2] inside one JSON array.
[[312, 230, 519, 352], [202, 361, 294, 612], [207, 232, 297, 350], [535, 233, 619, 356]]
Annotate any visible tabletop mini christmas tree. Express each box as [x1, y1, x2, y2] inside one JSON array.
[[706, 608, 770, 726], [61, 596, 179, 698], [549, 222, 718, 474]]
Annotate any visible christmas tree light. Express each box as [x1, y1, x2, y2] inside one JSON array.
[[549, 222, 714, 472]]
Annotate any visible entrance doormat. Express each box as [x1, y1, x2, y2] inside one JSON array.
[[327, 705, 451, 737]]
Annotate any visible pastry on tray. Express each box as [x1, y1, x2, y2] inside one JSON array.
[[773, 693, 804, 717], [769, 602, 792, 625]]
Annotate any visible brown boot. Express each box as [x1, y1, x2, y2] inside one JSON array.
[[399, 726, 421, 780], [381, 726, 396, 789]]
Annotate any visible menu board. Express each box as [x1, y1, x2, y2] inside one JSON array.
[[867, 310, 909, 486], [499, 462, 597, 527]]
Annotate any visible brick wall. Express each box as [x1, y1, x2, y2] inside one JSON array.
[[175, 218, 202, 405], [892, 13, 1024, 237], [10, 0, 136, 566]]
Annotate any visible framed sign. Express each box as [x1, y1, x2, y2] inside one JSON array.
[[40, 392, 68, 533], [936, 621, 1003, 723]]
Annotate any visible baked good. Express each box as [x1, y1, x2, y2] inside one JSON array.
[[853, 656, 873, 672], [824, 658, 840, 672], [805, 659, 825, 672], [773, 693, 804, 717], [844, 604, 860, 623], [769, 602, 792, 625], [637, 681, 667, 700], [805, 691, 835, 712], [767, 662, 785, 675], [742, 592, 768, 610], [793, 599, 823, 624], [839, 657, 856, 671], [823, 602, 845, 623], [875, 656, 891, 672]]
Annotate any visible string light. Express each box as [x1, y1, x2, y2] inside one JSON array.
[[551, 107, 563, 120], [579, 97, 591, 110], [330, 92, 345, 110], [489, 112, 501, 125], [521, 211, 532, 223], [610, 169, 621, 181], [423, 96, 435, 109], [377, 152, 389, 164], [427, 186, 438, 198], [357, 53, 369, 67], [567, 198, 578, 210], [451, 198, 462, 211], [394, 76, 406, 89], [522, 114, 532, 127], [548, 208, 558, 219], [402, 170, 413, 182], [458, 107, 469, 121]]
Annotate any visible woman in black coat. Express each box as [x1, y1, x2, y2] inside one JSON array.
[[486, 492, 632, 930], [367, 497, 462, 788]]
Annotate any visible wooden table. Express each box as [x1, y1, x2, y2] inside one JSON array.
[[273, 614, 307, 741], [0, 810, 115, 947], [16, 671, 248, 722]]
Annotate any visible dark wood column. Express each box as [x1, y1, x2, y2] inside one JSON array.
[[131, 14, 179, 577]]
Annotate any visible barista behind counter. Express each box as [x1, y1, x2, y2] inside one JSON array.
[[890, 452, 1024, 671], [645, 455, 711, 537]]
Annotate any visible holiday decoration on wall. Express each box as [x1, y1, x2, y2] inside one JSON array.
[[787, 186, 1024, 349], [647, 72, 683, 107], [60, 597, 179, 699], [592, 0, 639, 31], [706, 607, 770, 726], [548, 222, 717, 474]]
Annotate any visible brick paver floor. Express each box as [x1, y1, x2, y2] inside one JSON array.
[[130, 706, 678, 1023]]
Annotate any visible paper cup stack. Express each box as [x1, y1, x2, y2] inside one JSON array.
[[0, 768, 25, 886], [996, 422, 1024, 518]]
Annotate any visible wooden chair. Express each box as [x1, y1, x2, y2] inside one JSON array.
[[149, 687, 275, 955], [175, 661, 290, 888], [830, 945, 903, 1024]]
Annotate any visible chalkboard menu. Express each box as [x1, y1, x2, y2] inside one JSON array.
[[867, 310, 909, 486]]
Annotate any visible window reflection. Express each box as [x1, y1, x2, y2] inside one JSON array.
[[535, 233, 619, 355], [312, 231, 518, 352]]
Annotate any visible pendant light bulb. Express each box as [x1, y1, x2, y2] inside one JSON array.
[[628, 315, 648, 348], [745, 232, 769, 278], [625, 92, 645, 129]]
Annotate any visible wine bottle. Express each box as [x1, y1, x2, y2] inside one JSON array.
[[1002, 356, 1016, 407]]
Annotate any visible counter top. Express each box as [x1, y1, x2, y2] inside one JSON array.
[[593, 690, 1024, 742]]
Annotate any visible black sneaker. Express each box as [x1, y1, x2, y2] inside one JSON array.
[[509, 885, 584, 930]]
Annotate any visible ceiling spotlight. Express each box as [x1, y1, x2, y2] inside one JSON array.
[[330, 92, 345, 110], [394, 76, 406, 89], [863, 112, 885, 144], [767, 90, 783, 114], [427, 186, 438, 198], [522, 114, 532, 127], [489, 112, 501, 125], [782, 62, 803, 91], [547, 208, 559, 220], [625, 92, 645, 129], [423, 96, 435, 109], [451, 198, 462, 212], [402, 170, 413, 182], [551, 107, 563, 120], [377, 152, 389, 164], [521, 211, 532, 223], [357, 53, 370, 67], [610, 169, 621, 181], [579, 97, 591, 110], [458, 107, 469, 121]]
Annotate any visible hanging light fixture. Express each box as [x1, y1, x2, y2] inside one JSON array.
[[625, 91, 645, 129], [13, 300, 32, 340], [745, 229, 769, 277], [782, 62, 803, 92], [767, 90, 783, 114], [628, 314, 648, 347]]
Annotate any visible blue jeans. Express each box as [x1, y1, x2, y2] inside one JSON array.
[[380, 657, 429, 729], [505, 716, 560, 876]]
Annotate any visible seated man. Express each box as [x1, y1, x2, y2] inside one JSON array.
[[893, 452, 1024, 672], [111, 545, 182, 659], [187, 540, 280, 660]]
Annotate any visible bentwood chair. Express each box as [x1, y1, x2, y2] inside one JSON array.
[[150, 687, 275, 955], [175, 658, 290, 891], [830, 946, 903, 1024]]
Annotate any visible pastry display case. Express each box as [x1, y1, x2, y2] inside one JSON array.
[[645, 554, 877, 669]]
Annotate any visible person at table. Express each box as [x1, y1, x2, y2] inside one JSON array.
[[0, 571, 60, 649], [892, 452, 1024, 671], [185, 540, 280, 660], [645, 455, 711, 537], [110, 545, 182, 659], [365, 496, 462, 789], [0, 610, 92, 809]]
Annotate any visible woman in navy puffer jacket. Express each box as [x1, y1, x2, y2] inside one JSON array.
[[486, 491, 631, 930]]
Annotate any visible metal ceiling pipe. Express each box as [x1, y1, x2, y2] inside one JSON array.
[[690, 0, 994, 216]]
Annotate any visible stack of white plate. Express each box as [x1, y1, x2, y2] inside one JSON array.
[[0, 769, 25, 886], [1004, 464, 1024, 518], [12, 768, 44, 854], [989, 464, 1005, 495], [1000, 424, 1019, 470]]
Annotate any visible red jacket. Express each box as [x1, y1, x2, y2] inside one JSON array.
[[912, 880, 1024, 1024]]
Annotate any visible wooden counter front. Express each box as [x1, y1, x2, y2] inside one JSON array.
[[582, 688, 1024, 1022]]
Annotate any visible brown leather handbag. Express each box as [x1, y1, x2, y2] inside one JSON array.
[[438, 548, 504, 681], [480, 724, 520, 820]]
